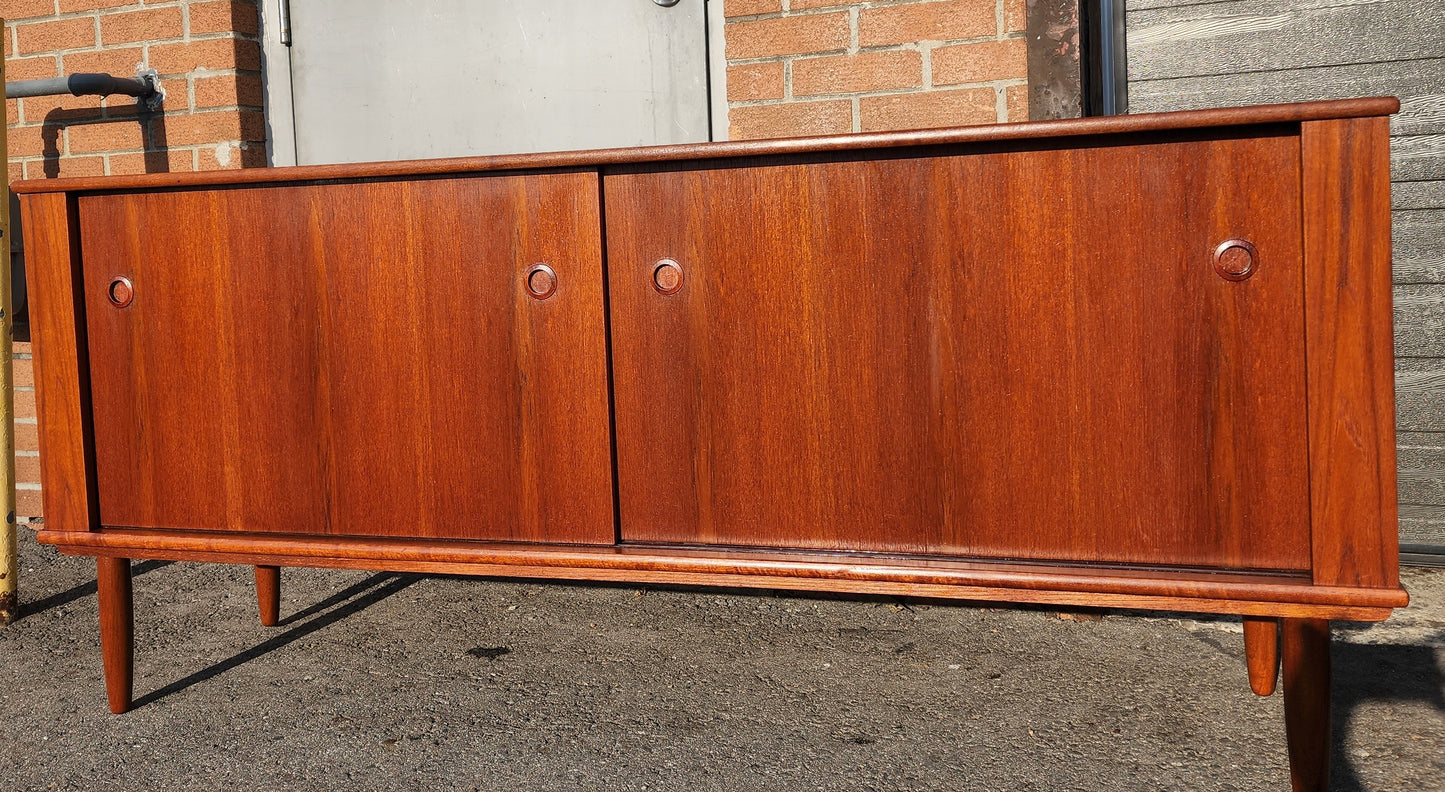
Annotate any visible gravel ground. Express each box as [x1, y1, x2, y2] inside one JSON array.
[[1, 526, 1440, 792]]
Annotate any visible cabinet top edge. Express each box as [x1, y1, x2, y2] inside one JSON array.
[[13, 97, 1398, 195]]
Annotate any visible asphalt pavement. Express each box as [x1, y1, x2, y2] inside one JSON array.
[[1, 525, 1441, 791]]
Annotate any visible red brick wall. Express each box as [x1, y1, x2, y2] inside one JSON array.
[[724, 0, 1028, 139], [4, 0, 267, 521], [4, 0, 265, 180]]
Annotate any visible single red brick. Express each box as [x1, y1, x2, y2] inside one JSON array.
[[793, 50, 922, 96], [725, 12, 849, 60], [161, 109, 265, 146], [7, 125, 57, 159], [108, 148, 196, 175], [932, 38, 1026, 85], [198, 140, 260, 169], [61, 45, 144, 76], [66, 119, 148, 153], [16, 16, 95, 54], [190, 1, 260, 36], [12, 358, 34, 388], [16, 488, 43, 519], [6, 99, 18, 126], [13, 389, 37, 421], [15, 422, 38, 451], [727, 61, 785, 102], [148, 37, 259, 75], [59, 0, 134, 10], [19, 91, 102, 124], [6, 55, 61, 81], [5, 0, 60, 21], [55, 155, 105, 178], [195, 72, 264, 108], [15, 455, 42, 485], [1005, 0, 1027, 33], [723, 0, 781, 16], [729, 99, 851, 139], [859, 0, 995, 47], [860, 87, 996, 132], [101, 6, 184, 45], [8, 163, 23, 185], [1005, 83, 1029, 122]]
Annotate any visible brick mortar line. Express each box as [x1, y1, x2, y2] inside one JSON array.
[[725, 0, 993, 23], [61, 136, 260, 157], [23, 29, 254, 57], [12, 99, 262, 129], [726, 32, 1028, 66], [7, 5, 181, 27], [6, 4, 220, 36], [13, 32, 261, 59], [729, 77, 1026, 106], [17, 144, 243, 167]]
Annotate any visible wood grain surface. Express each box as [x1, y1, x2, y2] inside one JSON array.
[[254, 565, 279, 627], [19, 192, 98, 533], [1281, 618, 1332, 792], [607, 132, 1310, 569], [1302, 118, 1401, 588], [79, 174, 614, 543], [1243, 616, 1280, 696], [96, 555, 133, 714]]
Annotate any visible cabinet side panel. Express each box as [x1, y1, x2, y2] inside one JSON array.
[[1302, 117, 1401, 589], [20, 193, 97, 532]]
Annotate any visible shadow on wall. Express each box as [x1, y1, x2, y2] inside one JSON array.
[[1331, 635, 1445, 791], [41, 105, 173, 178]]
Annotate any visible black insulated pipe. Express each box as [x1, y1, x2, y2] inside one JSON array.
[[6, 71, 162, 108]]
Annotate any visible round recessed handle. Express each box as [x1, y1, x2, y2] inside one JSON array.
[[107, 275, 134, 308], [525, 264, 558, 300], [653, 259, 684, 295], [1213, 239, 1258, 282]]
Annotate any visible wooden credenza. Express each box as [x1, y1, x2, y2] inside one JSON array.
[[17, 98, 1407, 790]]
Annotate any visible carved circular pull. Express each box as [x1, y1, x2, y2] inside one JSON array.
[[107, 276, 134, 308], [525, 264, 558, 300], [653, 259, 684, 295], [1213, 239, 1258, 282]]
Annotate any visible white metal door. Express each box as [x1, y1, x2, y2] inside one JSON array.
[[268, 0, 712, 165]]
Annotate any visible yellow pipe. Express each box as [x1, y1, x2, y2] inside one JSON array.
[[0, 32, 17, 625]]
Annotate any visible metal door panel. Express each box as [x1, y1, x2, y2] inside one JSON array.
[[286, 0, 710, 164]]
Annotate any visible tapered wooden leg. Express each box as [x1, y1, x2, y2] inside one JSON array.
[[96, 556, 133, 715], [254, 565, 280, 627], [1281, 618, 1331, 792], [1243, 616, 1280, 696]]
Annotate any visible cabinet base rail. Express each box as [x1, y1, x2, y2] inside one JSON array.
[[42, 528, 1406, 620]]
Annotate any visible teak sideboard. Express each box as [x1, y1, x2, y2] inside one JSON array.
[[16, 98, 1407, 790]]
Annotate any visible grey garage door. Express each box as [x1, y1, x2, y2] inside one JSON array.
[[275, 0, 712, 165], [1125, 0, 1445, 558]]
